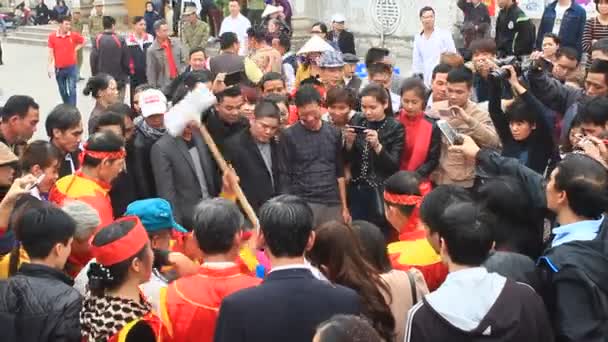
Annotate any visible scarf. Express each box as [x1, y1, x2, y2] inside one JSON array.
[[398, 110, 433, 172], [80, 294, 152, 342], [135, 116, 166, 140]]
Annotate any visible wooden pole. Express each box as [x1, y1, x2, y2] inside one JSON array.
[[198, 124, 260, 230]]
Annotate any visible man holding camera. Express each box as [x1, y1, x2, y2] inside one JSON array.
[[430, 67, 500, 188], [527, 54, 608, 140], [495, 0, 536, 58]]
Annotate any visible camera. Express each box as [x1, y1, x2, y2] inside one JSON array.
[[489, 56, 522, 80]]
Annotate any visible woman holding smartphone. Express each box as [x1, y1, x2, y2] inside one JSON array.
[[345, 84, 404, 235]]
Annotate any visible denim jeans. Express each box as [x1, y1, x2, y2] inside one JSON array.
[[55, 65, 77, 106]]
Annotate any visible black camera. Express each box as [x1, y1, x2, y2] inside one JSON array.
[[489, 56, 522, 80]]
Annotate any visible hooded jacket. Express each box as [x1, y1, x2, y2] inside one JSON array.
[[405, 267, 553, 342], [538, 223, 608, 342]]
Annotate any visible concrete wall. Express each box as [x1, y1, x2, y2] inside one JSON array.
[[291, 0, 463, 61]]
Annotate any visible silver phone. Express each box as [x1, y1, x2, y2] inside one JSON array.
[[437, 120, 462, 145]]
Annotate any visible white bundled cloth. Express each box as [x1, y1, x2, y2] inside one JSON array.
[[164, 84, 217, 137]]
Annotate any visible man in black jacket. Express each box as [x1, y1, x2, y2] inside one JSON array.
[[451, 135, 608, 342], [215, 195, 360, 342], [327, 14, 356, 55], [126, 16, 155, 103], [201, 86, 249, 150], [90, 16, 130, 102], [45, 104, 84, 178], [458, 0, 491, 48], [223, 99, 281, 214], [495, 0, 535, 57], [0, 206, 81, 342]]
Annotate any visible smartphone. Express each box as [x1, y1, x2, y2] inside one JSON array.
[[345, 125, 367, 134], [437, 120, 463, 146], [26, 174, 46, 192], [224, 71, 244, 87], [438, 109, 454, 118]]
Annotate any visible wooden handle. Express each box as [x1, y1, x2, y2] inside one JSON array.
[[198, 124, 260, 230]]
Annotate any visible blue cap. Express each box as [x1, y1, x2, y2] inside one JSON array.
[[125, 198, 187, 233]]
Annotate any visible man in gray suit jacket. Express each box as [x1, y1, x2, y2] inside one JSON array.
[[150, 125, 221, 230], [146, 19, 187, 93]]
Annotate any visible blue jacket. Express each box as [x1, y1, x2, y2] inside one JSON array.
[[536, 1, 586, 57]]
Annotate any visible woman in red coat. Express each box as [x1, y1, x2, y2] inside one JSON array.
[[397, 78, 441, 180]]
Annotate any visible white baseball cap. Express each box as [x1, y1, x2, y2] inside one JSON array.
[[140, 89, 167, 118], [332, 14, 346, 23]]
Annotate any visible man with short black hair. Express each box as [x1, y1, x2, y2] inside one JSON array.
[[431, 67, 500, 187], [162, 198, 261, 341], [278, 86, 350, 225], [219, 0, 251, 56], [90, 15, 130, 101], [452, 135, 608, 342], [259, 72, 287, 96], [48, 15, 85, 106], [202, 86, 249, 148], [412, 6, 457, 86], [209, 32, 244, 77], [528, 56, 608, 139], [45, 103, 83, 177], [552, 46, 580, 81], [146, 19, 187, 91], [406, 201, 553, 341], [0, 95, 40, 156], [126, 16, 154, 100], [591, 38, 608, 62], [0, 206, 82, 341], [215, 195, 360, 342], [224, 99, 282, 213], [427, 63, 452, 110]]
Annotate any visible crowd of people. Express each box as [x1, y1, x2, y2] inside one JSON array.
[[0, 0, 608, 341]]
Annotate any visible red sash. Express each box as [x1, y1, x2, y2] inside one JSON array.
[[399, 110, 433, 172]]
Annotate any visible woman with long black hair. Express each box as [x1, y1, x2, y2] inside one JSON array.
[[80, 216, 169, 341], [307, 221, 396, 341], [345, 84, 404, 233]]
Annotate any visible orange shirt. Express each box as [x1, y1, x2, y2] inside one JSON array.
[[388, 229, 448, 291], [161, 264, 261, 342]]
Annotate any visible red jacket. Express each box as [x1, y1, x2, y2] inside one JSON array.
[[160, 264, 261, 341]]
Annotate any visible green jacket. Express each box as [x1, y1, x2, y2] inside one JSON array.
[[89, 15, 104, 39], [181, 20, 210, 53], [72, 18, 85, 34]]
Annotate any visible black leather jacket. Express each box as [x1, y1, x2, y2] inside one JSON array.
[[346, 113, 405, 186], [0, 263, 82, 342]]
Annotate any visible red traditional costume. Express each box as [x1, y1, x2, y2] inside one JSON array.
[[385, 185, 448, 291], [49, 146, 125, 277], [81, 216, 171, 342], [160, 263, 261, 342], [398, 110, 434, 172]]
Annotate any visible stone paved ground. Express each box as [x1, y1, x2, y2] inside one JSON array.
[[0, 39, 412, 142], [0, 41, 96, 140]]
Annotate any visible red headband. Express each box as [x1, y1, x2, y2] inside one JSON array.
[[384, 192, 422, 206], [79, 143, 126, 166], [91, 216, 149, 266]]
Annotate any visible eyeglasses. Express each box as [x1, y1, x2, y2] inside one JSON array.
[[311, 30, 323, 34]]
